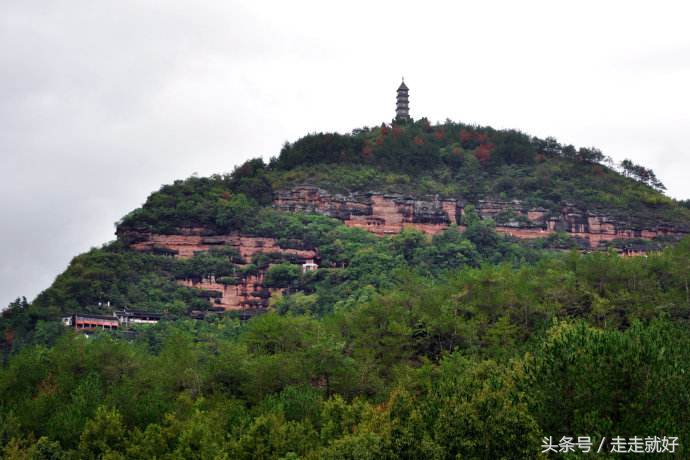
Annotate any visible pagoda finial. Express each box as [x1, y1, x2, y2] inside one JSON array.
[[396, 79, 410, 122]]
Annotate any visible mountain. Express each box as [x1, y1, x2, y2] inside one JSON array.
[[2, 119, 690, 457], [9, 118, 690, 320], [62, 119, 690, 313]]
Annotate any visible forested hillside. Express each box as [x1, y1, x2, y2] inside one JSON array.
[[2, 119, 690, 458], [118, 119, 689, 235]]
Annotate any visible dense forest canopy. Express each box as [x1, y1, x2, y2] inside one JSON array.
[[2, 119, 690, 458], [3, 241, 690, 458]]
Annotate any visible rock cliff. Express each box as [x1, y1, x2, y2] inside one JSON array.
[[127, 232, 315, 261], [120, 186, 687, 312], [274, 186, 459, 236], [274, 186, 687, 245], [119, 229, 316, 311]]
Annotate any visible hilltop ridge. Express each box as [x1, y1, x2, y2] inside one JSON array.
[[104, 119, 690, 312], [4, 118, 689, 324], [118, 119, 690, 237]]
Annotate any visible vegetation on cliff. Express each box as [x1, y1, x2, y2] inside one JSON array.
[[3, 119, 690, 457], [118, 119, 690, 235]]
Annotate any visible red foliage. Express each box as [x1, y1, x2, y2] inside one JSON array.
[[434, 129, 445, 141], [392, 126, 403, 138], [375, 136, 384, 146], [4, 328, 14, 347], [413, 135, 425, 146], [474, 143, 494, 165], [380, 125, 390, 136], [460, 129, 473, 144], [362, 144, 373, 158]]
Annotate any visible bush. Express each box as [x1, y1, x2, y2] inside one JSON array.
[[264, 264, 301, 289]]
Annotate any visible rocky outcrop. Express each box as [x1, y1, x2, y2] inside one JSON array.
[[274, 186, 688, 247], [128, 232, 315, 261], [122, 229, 317, 311], [121, 186, 688, 312], [274, 186, 460, 236], [178, 274, 281, 311], [484, 201, 685, 245]]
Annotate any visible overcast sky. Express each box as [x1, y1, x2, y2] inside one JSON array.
[[2, 0, 689, 309]]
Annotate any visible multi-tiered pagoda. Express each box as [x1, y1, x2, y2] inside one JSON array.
[[396, 79, 410, 122]]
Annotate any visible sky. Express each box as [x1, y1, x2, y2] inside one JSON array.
[[1, 0, 690, 309]]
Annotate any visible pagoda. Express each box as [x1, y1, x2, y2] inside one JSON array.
[[395, 79, 410, 122]]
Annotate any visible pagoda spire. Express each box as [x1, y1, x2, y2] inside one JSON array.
[[395, 78, 410, 122]]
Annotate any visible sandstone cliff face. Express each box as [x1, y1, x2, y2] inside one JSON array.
[[121, 229, 316, 311], [178, 275, 281, 311], [274, 186, 460, 236], [274, 186, 687, 246], [129, 233, 315, 261], [121, 186, 687, 312]]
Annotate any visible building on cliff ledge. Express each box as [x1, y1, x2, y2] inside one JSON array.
[[61, 313, 119, 331], [396, 78, 410, 122], [302, 258, 318, 273], [115, 308, 163, 326], [61, 308, 163, 331]]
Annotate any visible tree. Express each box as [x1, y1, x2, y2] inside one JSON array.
[[463, 218, 499, 258], [620, 159, 666, 191], [493, 130, 535, 164], [78, 406, 125, 459], [524, 320, 690, 442], [264, 264, 301, 290], [428, 355, 541, 458], [576, 146, 605, 163], [215, 193, 257, 232], [389, 229, 427, 264]]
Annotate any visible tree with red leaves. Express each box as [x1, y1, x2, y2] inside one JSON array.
[[474, 143, 494, 165], [460, 129, 473, 144]]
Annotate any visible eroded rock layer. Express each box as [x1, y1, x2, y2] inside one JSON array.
[[121, 186, 687, 311], [122, 230, 316, 311], [178, 275, 281, 311], [274, 186, 687, 245], [274, 186, 460, 236], [129, 233, 315, 261]]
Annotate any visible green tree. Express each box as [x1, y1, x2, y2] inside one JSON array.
[[78, 406, 125, 459], [264, 263, 301, 290]]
